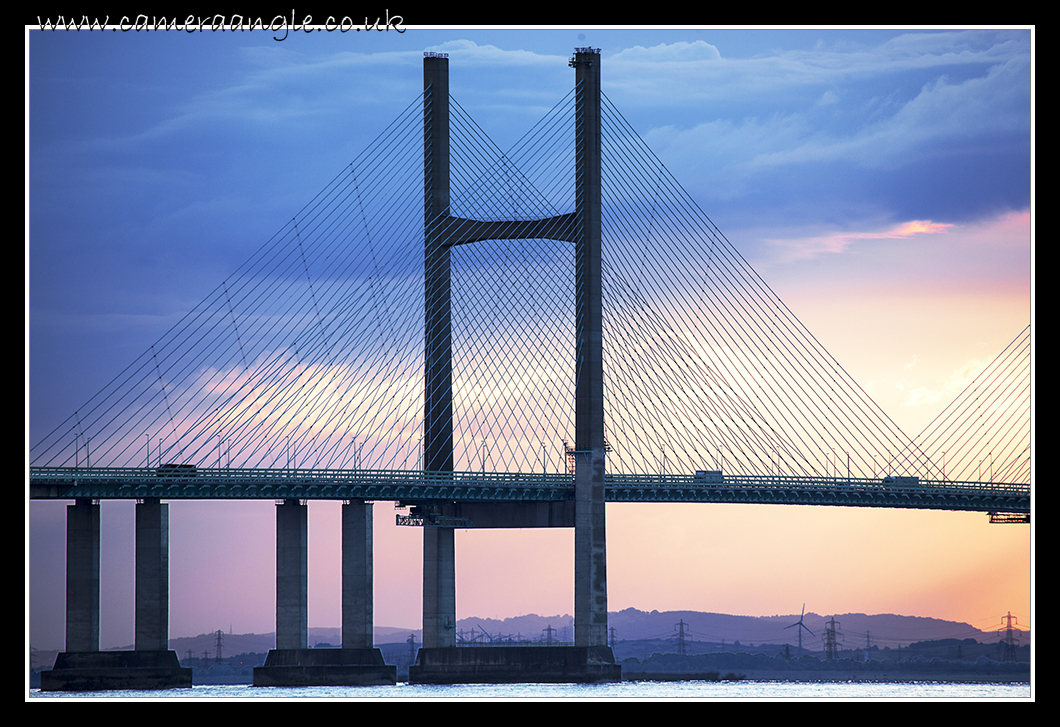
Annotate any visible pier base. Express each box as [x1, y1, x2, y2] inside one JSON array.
[[408, 646, 621, 684], [39, 650, 192, 692], [252, 648, 396, 687]]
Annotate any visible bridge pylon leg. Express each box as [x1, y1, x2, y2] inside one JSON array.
[[572, 47, 611, 656], [420, 52, 458, 656]]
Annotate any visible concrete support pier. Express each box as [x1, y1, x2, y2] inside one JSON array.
[[410, 646, 620, 684], [253, 647, 395, 686], [342, 500, 373, 649], [65, 498, 99, 653], [254, 499, 395, 686], [422, 525, 456, 649], [275, 498, 308, 651], [41, 499, 191, 691], [136, 498, 169, 651]]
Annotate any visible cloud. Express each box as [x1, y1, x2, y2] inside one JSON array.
[[892, 220, 954, 237], [742, 55, 1030, 171], [815, 89, 840, 107], [426, 39, 561, 67], [606, 30, 1028, 104], [611, 40, 722, 63], [902, 356, 988, 409], [618, 32, 1029, 227], [764, 219, 954, 263]]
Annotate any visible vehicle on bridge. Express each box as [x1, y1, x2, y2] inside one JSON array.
[[881, 475, 918, 486], [156, 463, 197, 478], [693, 470, 723, 485]]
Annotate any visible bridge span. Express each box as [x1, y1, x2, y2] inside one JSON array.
[[30, 466, 1028, 514]]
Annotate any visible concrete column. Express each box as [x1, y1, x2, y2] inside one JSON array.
[[422, 526, 455, 648], [276, 499, 307, 650], [65, 498, 100, 652], [422, 52, 458, 653], [135, 498, 169, 651], [423, 52, 454, 475], [341, 500, 373, 649], [573, 47, 609, 648]]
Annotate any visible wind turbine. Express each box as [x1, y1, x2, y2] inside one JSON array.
[[785, 604, 814, 655]]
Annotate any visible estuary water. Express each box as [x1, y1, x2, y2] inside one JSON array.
[[30, 680, 1032, 700]]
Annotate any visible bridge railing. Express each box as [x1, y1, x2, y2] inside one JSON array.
[[29, 466, 1027, 496], [27, 466, 577, 489], [28, 466, 1028, 513], [604, 472, 1029, 498]]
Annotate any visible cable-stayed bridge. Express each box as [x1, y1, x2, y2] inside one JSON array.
[[31, 50, 1029, 689]]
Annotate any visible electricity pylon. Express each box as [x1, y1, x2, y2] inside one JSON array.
[[674, 619, 690, 656], [997, 612, 1021, 662], [823, 617, 841, 659]]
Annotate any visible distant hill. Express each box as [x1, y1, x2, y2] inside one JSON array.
[[152, 608, 1021, 657], [605, 608, 1005, 649], [372, 608, 1010, 649], [166, 627, 416, 658], [31, 609, 1023, 674], [166, 630, 276, 661]]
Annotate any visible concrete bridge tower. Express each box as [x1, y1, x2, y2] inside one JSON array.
[[410, 48, 618, 683]]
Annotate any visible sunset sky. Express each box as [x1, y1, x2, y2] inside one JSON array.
[[28, 26, 1032, 652]]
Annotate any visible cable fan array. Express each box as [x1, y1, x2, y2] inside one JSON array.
[[32, 92, 432, 472], [441, 90, 578, 474], [907, 326, 1030, 484], [31, 85, 1030, 486], [594, 95, 938, 480]]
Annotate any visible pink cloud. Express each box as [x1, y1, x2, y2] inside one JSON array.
[[766, 218, 956, 263], [890, 220, 954, 237]]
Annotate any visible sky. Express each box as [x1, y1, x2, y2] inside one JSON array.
[[27, 25, 1032, 652]]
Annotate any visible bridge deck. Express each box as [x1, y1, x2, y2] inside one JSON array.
[[28, 467, 1029, 514]]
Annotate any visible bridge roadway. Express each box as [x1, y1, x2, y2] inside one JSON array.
[[29, 466, 1029, 514]]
